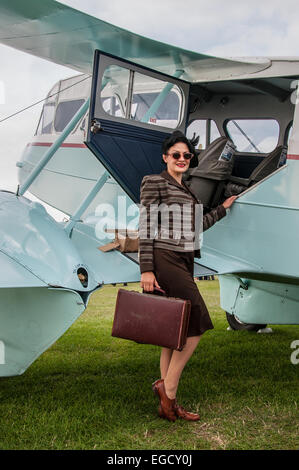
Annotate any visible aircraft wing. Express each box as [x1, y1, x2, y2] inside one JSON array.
[[0, 0, 270, 82], [0, 251, 48, 288]]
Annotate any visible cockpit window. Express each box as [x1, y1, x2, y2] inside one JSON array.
[[226, 119, 279, 153], [54, 99, 85, 132], [36, 102, 55, 135]]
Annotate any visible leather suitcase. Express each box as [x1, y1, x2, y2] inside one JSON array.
[[111, 288, 191, 351]]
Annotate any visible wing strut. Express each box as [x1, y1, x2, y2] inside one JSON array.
[[64, 170, 110, 236]]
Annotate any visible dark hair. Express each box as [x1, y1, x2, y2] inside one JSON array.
[[162, 130, 195, 155]]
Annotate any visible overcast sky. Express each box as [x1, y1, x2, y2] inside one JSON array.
[[1, 0, 299, 193]]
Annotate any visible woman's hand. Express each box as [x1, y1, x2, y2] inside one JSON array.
[[141, 271, 161, 292], [222, 195, 238, 210]]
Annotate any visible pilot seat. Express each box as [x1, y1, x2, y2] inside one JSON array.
[[185, 136, 236, 209], [223, 145, 287, 198]]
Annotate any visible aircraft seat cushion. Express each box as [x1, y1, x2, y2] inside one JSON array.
[[186, 177, 218, 207], [228, 145, 286, 187], [189, 137, 235, 181], [249, 145, 284, 183], [228, 174, 250, 186]]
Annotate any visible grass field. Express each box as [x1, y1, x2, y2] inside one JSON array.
[[0, 279, 298, 450]]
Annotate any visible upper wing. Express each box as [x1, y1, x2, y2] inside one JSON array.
[[0, 0, 270, 81]]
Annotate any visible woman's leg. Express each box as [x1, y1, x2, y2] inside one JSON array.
[[160, 347, 173, 379], [163, 335, 201, 399]]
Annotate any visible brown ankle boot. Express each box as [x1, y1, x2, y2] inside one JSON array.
[[152, 379, 176, 422], [173, 400, 200, 421]]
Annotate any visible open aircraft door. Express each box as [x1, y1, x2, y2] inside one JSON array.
[[85, 51, 190, 203], [82, 51, 214, 279]]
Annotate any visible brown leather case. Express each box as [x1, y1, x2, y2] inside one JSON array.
[[111, 289, 191, 351]]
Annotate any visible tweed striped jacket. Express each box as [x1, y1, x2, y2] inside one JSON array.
[[138, 170, 227, 274]]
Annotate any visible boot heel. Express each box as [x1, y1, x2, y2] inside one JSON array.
[[152, 379, 177, 422]]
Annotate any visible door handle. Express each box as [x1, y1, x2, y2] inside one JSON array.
[[90, 119, 101, 134]]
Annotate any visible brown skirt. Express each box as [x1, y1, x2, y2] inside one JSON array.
[[153, 248, 214, 337]]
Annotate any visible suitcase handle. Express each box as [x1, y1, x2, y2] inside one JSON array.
[[142, 287, 166, 295], [154, 287, 166, 295]]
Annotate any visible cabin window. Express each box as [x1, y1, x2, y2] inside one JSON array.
[[186, 119, 221, 149], [54, 99, 85, 132], [226, 119, 279, 153], [100, 64, 183, 129], [36, 102, 55, 135]]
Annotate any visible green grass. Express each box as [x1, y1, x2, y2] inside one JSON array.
[[0, 279, 298, 450]]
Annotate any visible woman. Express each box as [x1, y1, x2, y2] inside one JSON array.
[[139, 131, 237, 422]]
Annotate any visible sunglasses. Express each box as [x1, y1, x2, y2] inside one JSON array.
[[167, 152, 194, 160]]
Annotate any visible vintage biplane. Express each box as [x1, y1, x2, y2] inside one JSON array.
[[1, 0, 299, 377]]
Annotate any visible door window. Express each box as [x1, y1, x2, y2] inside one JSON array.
[[100, 65, 130, 118], [131, 72, 181, 128], [98, 62, 184, 130]]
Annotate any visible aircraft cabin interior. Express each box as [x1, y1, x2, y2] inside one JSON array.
[[184, 76, 295, 211]]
